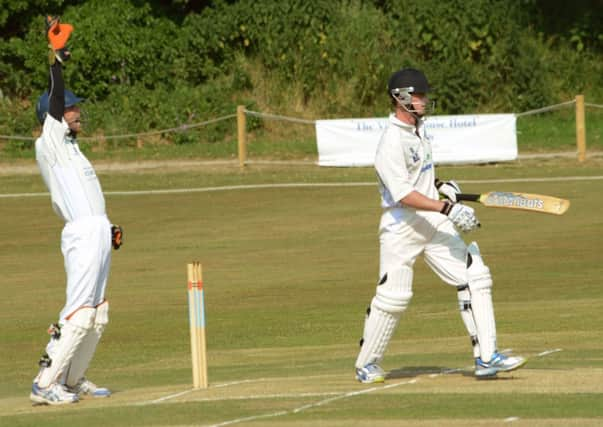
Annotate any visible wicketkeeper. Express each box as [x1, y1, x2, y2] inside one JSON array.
[[355, 68, 526, 383], [30, 16, 123, 405]]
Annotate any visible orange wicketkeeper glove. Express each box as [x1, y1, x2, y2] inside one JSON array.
[[111, 224, 123, 250], [45, 15, 73, 64]]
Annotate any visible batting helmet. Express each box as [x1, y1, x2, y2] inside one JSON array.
[[387, 68, 430, 103], [36, 89, 83, 124]]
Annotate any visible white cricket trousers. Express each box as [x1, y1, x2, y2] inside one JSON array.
[[379, 210, 468, 286], [58, 215, 112, 322]]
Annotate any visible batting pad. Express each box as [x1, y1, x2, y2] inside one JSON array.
[[466, 242, 497, 362], [65, 301, 109, 387], [457, 285, 480, 358], [355, 266, 413, 368], [38, 307, 96, 388]]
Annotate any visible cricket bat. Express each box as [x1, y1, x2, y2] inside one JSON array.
[[456, 191, 570, 215]]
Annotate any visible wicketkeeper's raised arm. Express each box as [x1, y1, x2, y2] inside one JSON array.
[[47, 63, 65, 122], [45, 16, 73, 122], [46, 16, 72, 64]]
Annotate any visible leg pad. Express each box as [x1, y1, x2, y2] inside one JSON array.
[[466, 242, 497, 361], [355, 267, 413, 368], [37, 307, 96, 388], [65, 301, 109, 387]]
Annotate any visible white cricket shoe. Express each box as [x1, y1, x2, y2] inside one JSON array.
[[30, 382, 79, 405], [475, 352, 527, 378], [356, 363, 386, 384], [67, 378, 111, 398]]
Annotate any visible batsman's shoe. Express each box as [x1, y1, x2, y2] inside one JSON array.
[[356, 363, 386, 384], [67, 378, 111, 398], [30, 382, 79, 405], [475, 352, 527, 378]]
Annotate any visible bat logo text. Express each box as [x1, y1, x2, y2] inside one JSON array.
[[486, 192, 545, 210]]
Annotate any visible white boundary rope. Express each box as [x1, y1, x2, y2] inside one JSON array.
[[0, 135, 35, 141], [515, 100, 576, 117], [0, 113, 236, 142], [244, 109, 316, 125], [79, 114, 236, 141]]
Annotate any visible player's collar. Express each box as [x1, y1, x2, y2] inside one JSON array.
[[389, 113, 423, 131], [65, 133, 77, 144]]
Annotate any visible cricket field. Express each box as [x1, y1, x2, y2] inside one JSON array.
[[1, 157, 602, 426]]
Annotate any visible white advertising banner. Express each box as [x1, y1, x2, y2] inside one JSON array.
[[316, 114, 517, 167]]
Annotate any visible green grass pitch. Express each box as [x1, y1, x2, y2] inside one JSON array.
[[1, 158, 602, 426]]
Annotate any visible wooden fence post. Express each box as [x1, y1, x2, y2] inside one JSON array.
[[237, 105, 247, 168], [575, 94, 586, 162]]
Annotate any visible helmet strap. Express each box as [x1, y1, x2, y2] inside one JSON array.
[[396, 98, 423, 124]]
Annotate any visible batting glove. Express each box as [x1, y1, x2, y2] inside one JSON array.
[[435, 178, 462, 203], [46, 16, 73, 64], [441, 201, 480, 233]]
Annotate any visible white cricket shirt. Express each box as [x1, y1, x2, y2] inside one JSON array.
[[35, 115, 106, 223], [375, 113, 438, 208]]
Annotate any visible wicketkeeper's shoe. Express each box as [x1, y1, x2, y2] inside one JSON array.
[[30, 382, 79, 405], [475, 352, 527, 378], [355, 363, 386, 384], [66, 378, 111, 398]]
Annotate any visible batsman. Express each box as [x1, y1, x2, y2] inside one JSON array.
[[30, 16, 123, 405], [355, 68, 526, 383]]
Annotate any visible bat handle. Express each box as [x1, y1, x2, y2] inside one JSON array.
[[456, 193, 481, 202]]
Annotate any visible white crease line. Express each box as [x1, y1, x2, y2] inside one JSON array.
[[428, 368, 463, 378], [493, 347, 562, 359], [144, 347, 563, 408], [141, 391, 342, 406], [212, 392, 341, 401], [293, 378, 417, 414], [138, 381, 259, 405], [201, 348, 562, 427], [140, 374, 341, 405], [210, 374, 339, 388], [204, 379, 418, 427], [209, 410, 289, 427], [140, 388, 196, 405], [537, 348, 563, 357], [212, 378, 272, 388], [210, 373, 341, 388], [1, 175, 602, 198]]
